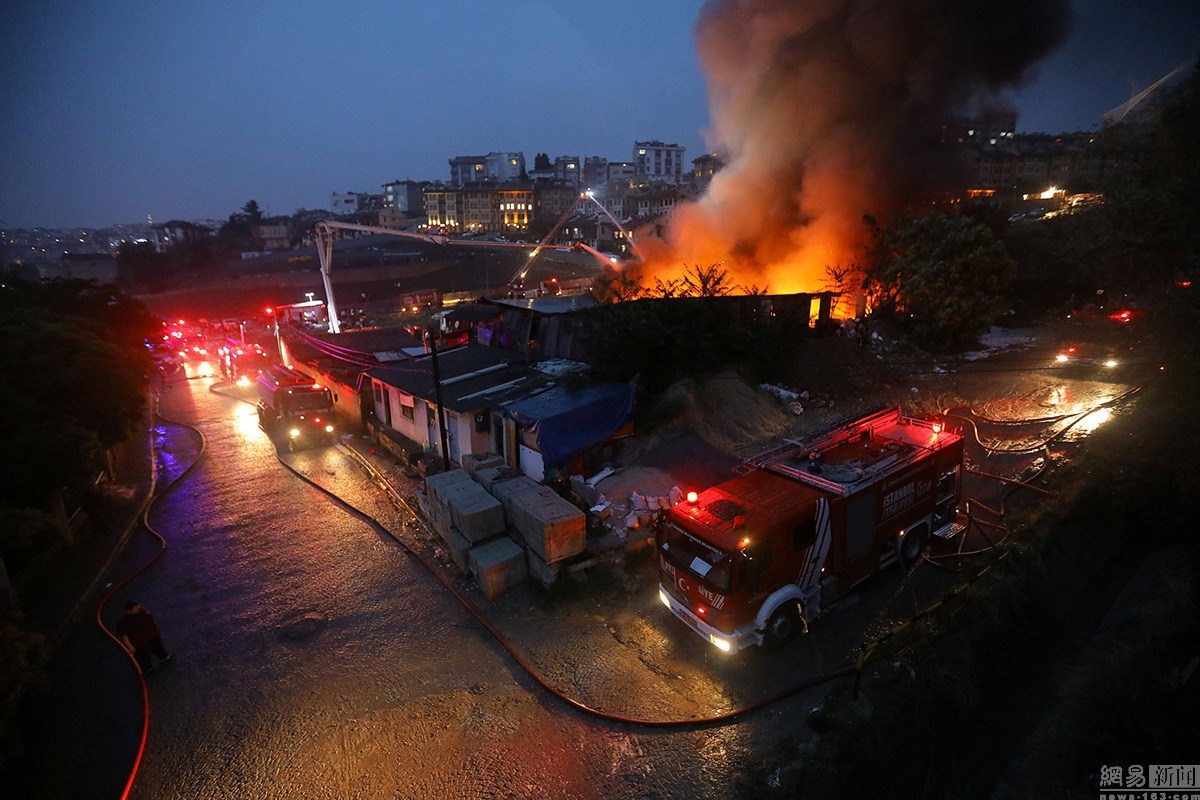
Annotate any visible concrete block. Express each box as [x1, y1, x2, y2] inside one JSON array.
[[434, 479, 504, 542], [450, 494, 506, 544], [526, 548, 560, 588], [469, 537, 528, 600], [474, 465, 520, 493], [569, 475, 603, 508], [425, 469, 475, 505], [462, 453, 505, 477], [440, 526, 472, 572], [492, 475, 585, 563]]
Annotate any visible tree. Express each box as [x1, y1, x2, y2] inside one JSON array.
[[534, 152, 552, 172], [1094, 63, 1200, 283], [0, 279, 155, 510], [594, 265, 646, 302], [863, 213, 1014, 350], [0, 280, 151, 750], [678, 263, 735, 297], [824, 262, 863, 317], [241, 199, 264, 223]]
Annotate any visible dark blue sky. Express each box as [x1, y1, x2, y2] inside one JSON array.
[[1, 0, 1196, 230]]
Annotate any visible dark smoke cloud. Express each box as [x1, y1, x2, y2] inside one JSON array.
[[640, 0, 1072, 292]]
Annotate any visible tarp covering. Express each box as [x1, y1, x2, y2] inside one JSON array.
[[503, 383, 635, 465]]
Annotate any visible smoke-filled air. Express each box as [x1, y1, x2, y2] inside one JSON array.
[[633, 0, 1073, 294]]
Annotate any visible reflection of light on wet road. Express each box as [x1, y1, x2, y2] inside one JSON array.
[[1075, 407, 1112, 435], [180, 360, 216, 379], [1045, 385, 1068, 407], [233, 402, 265, 442]]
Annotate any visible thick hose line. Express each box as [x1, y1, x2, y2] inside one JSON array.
[[95, 401, 208, 800], [942, 379, 1148, 456], [277, 449, 858, 729], [963, 467, 1056, 497]]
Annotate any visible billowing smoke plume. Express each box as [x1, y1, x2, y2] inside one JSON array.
[[636, 0, 1072, 293]]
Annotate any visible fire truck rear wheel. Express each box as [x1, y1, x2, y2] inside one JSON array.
[[898, 524, 929, 566], [763, 602, 802, 650]]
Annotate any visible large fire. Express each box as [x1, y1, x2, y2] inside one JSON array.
[[625, 0, 1072, 296]]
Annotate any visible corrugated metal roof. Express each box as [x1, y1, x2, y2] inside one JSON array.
[[365, 343, 552, 411]]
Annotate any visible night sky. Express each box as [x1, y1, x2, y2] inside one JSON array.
[[1, 0, 1196, 230]]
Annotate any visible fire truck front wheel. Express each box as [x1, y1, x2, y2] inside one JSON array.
[[763, 602, 802, 650]]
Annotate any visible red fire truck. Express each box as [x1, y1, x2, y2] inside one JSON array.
[[256, 365, 336, 451], [657, 407, 964, 653]]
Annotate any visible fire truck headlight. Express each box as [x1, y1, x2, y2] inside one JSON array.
[[1055, 353, 1069, 363], [709, 634, 732, 652], [1104, 359, 1118, 368], [289, 428, 301, 439], [236, 376, 251, 388], [324, 425, 335, 433], [658, 588, 671, 609]]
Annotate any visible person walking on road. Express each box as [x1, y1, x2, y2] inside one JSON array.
[[117, 602, 172, 674]]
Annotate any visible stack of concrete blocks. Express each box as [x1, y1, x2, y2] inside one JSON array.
[[492, 475, 586, 587], [423, 470, 517, 598]]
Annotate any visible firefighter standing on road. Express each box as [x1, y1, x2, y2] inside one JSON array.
[[117, 602, 173, 674]]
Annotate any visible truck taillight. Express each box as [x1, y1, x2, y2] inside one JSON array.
[[696, 605, 707, 617]]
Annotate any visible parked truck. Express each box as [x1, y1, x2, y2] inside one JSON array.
[[657, 407, 964, 653], [256, 364, 336, 451]]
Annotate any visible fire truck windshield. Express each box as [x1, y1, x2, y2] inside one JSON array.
[[282, 389, 332, 413], [661, 522, 731, 591]]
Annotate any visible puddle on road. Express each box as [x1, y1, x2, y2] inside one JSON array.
[[278, 610, 328, 641]]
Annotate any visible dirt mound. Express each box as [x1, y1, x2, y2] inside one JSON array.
[[670, 372, 794, 455]]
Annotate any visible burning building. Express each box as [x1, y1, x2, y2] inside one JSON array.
[[632, 0, 1072, 295]]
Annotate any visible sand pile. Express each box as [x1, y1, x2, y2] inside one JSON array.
[[680, 372, 794, 456]]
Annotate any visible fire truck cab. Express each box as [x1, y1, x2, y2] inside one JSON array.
[[255, 365, 336, 451], [657, 407, 963, 653]]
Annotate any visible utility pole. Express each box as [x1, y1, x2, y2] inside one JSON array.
[[428, 326, 451, 467]]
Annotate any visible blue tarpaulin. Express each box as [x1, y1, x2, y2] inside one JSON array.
[[503, 383, 636, 465]]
